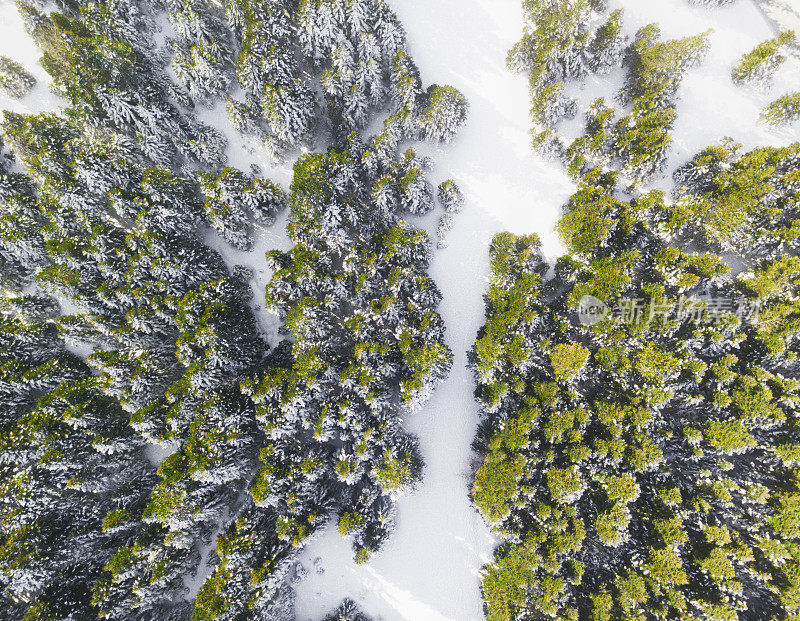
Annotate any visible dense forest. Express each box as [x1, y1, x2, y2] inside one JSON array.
[[0, 0, 466, 618], [1, 0, 799, 619], [471, 1, 800, 620]]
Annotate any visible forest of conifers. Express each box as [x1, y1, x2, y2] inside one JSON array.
[[1, 0, 799, 619]]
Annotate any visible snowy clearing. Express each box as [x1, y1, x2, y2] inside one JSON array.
[[0, 0, 61, 115], [292, 0, 574, 619]]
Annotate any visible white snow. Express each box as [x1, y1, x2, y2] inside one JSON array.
[[144, 441, 180, 467], [606, 0, 800, 191], [202, 210, 294, 348], [0, 0, 61, 115]]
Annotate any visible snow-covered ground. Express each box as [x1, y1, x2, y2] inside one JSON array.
[[756, 0, 800, 55], [0, 0, 60, 114], [292, 2, 574, 620]]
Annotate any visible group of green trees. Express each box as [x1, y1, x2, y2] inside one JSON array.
[[160, 0, 468, 154], [8, 0, 798, 618], [193, 143, 454, 617], [509, 0, 712, 186], [0, 0, 466, 619], [731, 29, 799, 126], [472, 2, 800, 620], [0, 104, 275, 619]]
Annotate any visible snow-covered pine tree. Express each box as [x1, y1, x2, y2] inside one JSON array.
[[732, 31, 795, 90], [21, 3, 227, 170], [165, 0, 234, 103], [323, 598, 373, 620], [0, 293, 157, 619], [420, 85, 469, 143], [232, 147, 449, 567], [437, 179, 464, 213], [198, 167, 286, 250], [0, 55, 36, 98], [228, 0, 317, 148], [762, 92, 800, 126]]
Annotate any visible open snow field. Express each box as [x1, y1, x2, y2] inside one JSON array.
[[0, 0, 59, 114], [0, 0, 798, 619]]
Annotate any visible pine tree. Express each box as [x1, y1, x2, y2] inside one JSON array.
[[421, 86, 469, 143], [198, 167, 286, 250], [437, 179, 465, 213], [323, 598, 373, 620], [166, 0, 234, 103], [763, 93, 800, 126], [0, 55, 36, 98], [732, 31, 795, 90], [22, 4, 226, 169], [229, 0, 317, 148]]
